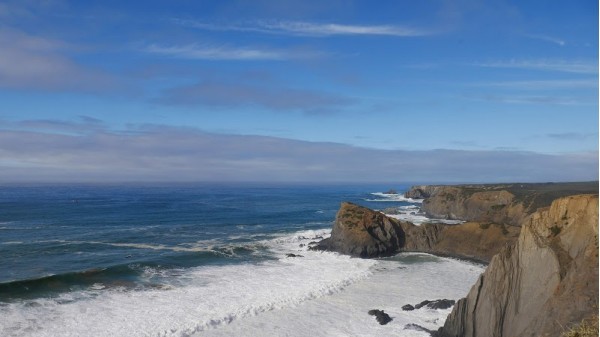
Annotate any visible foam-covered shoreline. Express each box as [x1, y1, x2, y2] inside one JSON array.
[[0, 226, 485, 337]]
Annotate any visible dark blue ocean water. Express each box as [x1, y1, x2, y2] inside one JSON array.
[[0, 183, 412, 301]]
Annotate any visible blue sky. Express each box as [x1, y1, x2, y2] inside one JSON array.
[[0, 0, 598, 183]]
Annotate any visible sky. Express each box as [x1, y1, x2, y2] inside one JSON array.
[[0, 0, 598, 183]]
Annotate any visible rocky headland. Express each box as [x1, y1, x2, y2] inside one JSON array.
[[314, 182, 598, 337], [405, 182, 598, 226], [312, 201, 519, 262]]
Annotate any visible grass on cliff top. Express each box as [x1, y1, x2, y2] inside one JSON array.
[[562, 316, 599, 337], [450, 182, 599, 212]]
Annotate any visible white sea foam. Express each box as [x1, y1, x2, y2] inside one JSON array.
[[379, 205, 463, 225], [196, 253, 484, 337], [0, 230, 374, 337], [0, 231, 482, 337], [385, 212, 464, 225], [365, 192, 424, 203]]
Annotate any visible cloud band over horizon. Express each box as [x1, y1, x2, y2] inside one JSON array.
[[0, 123, 596, 184]]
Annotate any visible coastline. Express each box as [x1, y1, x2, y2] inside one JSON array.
[[312, 184, 598, 337]]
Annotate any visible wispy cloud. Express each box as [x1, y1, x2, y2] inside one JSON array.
[[546, 132, 597, 141], [476, 59, 598, 74], [258, 21, 433, 37], [144, 43, 284, 61], [477, 79, 598, 90], [174, 19, 434, 37], [524, 34, 566, 46], [467, 94, 587, 106], [0, 123, 596, 183], [143, 43, 324, 61], [157, 81, 354, 114]]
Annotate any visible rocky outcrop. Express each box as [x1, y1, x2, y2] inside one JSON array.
[[405, 182, 598, 226], [404, 185, 445, 199], [313, 202, 405, 257], [437, 194, 599, 337], [313, 202, 519, 261], [368, 309, 392, 325]]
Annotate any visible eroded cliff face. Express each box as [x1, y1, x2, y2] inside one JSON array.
[[314, 202, 519, 261], [437, 194, 599, 337], [406, 182, 598, 226], [417, 186, 527, 226]]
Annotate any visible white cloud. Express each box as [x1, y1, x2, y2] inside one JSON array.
[[524, 34, 566, 46], [257, 21, 432, 37], [143, 43, 324, 61], [144, 43, 285, 61], [174, 19, 433, 37]]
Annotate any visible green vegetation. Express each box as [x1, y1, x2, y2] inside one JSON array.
[[479, 223, 491, 230], [562, 316, 599, 337], [550, 225, 562, 236]]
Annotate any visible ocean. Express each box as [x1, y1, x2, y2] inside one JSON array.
[[0, 183, 484, 337]]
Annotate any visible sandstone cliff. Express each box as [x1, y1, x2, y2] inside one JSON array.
[[437, 194, 599, 337], [313, 202, 519, 262], [405, 182, 598, 226]]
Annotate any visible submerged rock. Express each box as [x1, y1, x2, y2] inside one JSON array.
[[367, 309, 392, 325], [414, 299, 455, 310], [404, 323, 435, 335], [285, 253, 303, 258]]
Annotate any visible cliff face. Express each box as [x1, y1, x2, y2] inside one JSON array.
[[437, 194, 599, 337], [405, 182, 598, 226], [422, 187, 527, 226], [314, 202, 519, 262], [404, 185, 444, 199]]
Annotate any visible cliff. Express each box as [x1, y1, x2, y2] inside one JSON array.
[[313, 202, 519, 262], [405, 182, 598, 226], [437, 194, 599, 337]]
